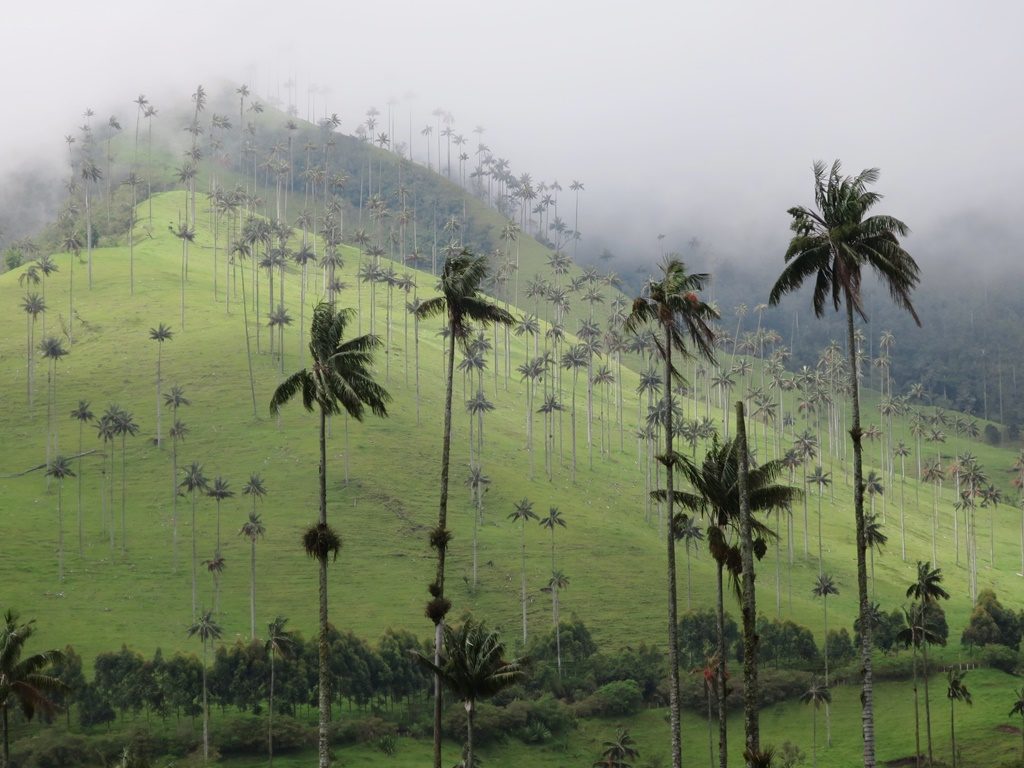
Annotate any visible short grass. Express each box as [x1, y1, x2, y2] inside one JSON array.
[[2, 190, 1024, 764]]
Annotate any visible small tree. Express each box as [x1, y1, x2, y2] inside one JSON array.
[[186, 611, 222, 763], [0, 611, 65, 767], [239, 512, 266, 640], [149, 323, 174, 446], [416, 619, 524, 768], [946, 669, 971, 768]]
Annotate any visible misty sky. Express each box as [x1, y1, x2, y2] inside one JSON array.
[[5, 0, 1023, 261]]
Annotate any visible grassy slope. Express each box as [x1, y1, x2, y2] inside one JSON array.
[[3, 187, 1024, 764]]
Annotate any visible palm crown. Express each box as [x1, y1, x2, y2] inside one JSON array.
[[769, 160, 921, 325]]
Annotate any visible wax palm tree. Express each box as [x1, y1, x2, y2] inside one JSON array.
[[44, 457, 75, 582], [561, 343, 589, 482], [800, 680, 831, 768], [897, 604, 942, 768], [206, 476, 233, 553], [39, 337, 68, 470], [594, 728, 639, 768], [270, 301, 389, 768], [170, 220, 196, 329], [243, 473, 267, 518], [812, 573, 838, 748], [94, 410, 118, 548], [203, 552, 226, 615], [509, 499, 538, 646], [112, 408, 139, 553], [946, 670, 971, 768], [770, 161, 922, 767], [414, 251, 514, 768], [149, 323, 173, 447], [905, 562, 950, 765], [20, 293, 45, 409], [180, 462, 209, 618], [186, 611, 222, 763], [894, 440, 911, 560], [265, 616, 295, 767], [0, 611, 64, 768], [808, 466, 831, 570], [165, 385, 190, 567], [239, 512, 265, 640], [674, 513, 704, 611], [676, 435, 795, 768], [1009, 687, 1024, 762], [69, 401, 94, 555], [416, 619, 524, 768], [624, 257, 717, 768], [856, 512, 886, 601]]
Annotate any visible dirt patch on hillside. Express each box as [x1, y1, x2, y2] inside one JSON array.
[[996, 723, 1021, 734]]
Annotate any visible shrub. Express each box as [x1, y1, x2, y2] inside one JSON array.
[[442, 701, 526, 745], [506, 693, 574, 737], [574, 679, 643, 717], [329, 715, 398, 746], [218, 714, 313, 755], [981, 644, 1019, 674], [757, 670, 814, 707], [377, 733, 397, 756]]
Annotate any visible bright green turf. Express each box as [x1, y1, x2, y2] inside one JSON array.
[[3, 188, 1024, 764]]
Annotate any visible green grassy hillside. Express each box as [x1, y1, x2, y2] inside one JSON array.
[[5, 180, 1024, 766], [2, 190, 1024, 661]]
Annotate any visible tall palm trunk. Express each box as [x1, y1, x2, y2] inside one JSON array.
[[736, 402, 759, 757], [57, 479, 65, 581], [846, 299, 875, 767], [120, 435, 128, 553], [249, 537, 257, 640], [520, 523, 529, 645], [191, 492, 199, 617], [466, 701, 476, 768], [432, 328, 457, 768], [716, 561, 727, 768], [662, 334, 684, 768], [238, 255, 258, 419], [317, 407, 330, 768], [171, 434, 179, 571], [201, 639, 209, 761], [922, 643, 934, 766], [156, 345, 163, 447], [77, 422, 85, 555], [949, 697, 956, 768], [268, 650, 276, 766], [912, 645, 921, 767]]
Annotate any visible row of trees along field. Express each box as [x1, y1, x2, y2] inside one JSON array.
[[3, 83, 1024, 768], [9, 575, 1024, 767]]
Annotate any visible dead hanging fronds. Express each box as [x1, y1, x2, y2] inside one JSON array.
[[429, 526, 453, 552], [425, 596, 452, 624], [303, 523, 342, 562]]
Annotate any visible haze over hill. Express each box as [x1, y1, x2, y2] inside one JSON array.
[[4, 1, 1024, 264]]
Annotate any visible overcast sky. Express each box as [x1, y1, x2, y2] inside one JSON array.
[[5, 0, 1022, 262]]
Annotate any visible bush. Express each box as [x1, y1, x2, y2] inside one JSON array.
[[574, 679, 643, 717], [985, 424, 1002, 445], [757, 670, 814, 707], [329, 715, 398, 746], [506, 694, 574, 737], [864, 653, 917, 682], [442, 701, 526, 745], [218, 715, 313, 755], [981, 644, 1019, 674]]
